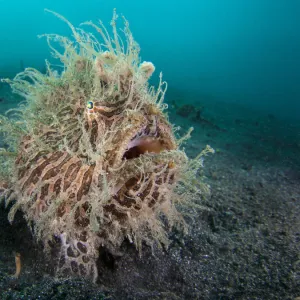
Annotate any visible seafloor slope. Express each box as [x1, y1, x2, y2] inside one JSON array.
[[0, 92, 299, 300]]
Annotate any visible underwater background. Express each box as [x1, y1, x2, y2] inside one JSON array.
[[0, 0, 299, 299], [1, 0, 300, 119]]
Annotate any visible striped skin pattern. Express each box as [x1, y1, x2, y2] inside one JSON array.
[[6, 70, 187, 280], [0, 12, 199, 282]]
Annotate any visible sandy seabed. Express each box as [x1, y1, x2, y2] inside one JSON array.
[[0, 94, 299, 300]]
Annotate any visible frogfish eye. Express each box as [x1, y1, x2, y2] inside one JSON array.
[[87, 101, 94, 109]]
